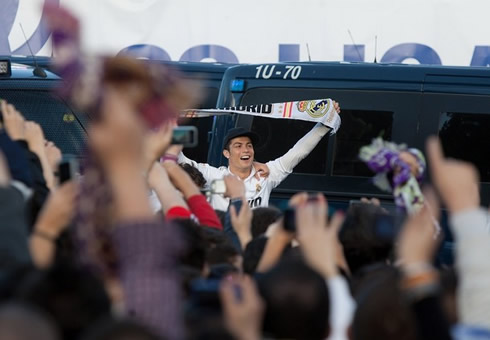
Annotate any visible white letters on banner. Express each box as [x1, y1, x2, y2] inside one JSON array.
[[2, 0, 490, 67]]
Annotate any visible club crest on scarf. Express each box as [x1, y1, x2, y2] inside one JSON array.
[[297, 99, 331, 118]]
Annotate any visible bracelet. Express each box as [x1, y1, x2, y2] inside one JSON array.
[[403, 281, 440, 302], [161, 154, 178, 163], [400, 270, 439, 290], [33, 230, 56, 242]]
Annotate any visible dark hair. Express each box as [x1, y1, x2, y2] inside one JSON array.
[[172, 219, 207, 272], [251, 207, 281, 238], [82, 318, 163, 340], [0, 303, 60, 340], [200, 227, 229, 248], [258, 258, 330, 340], [207, 263, 239, 279], [82, 319, 163, 340], [206, 242, 240, 268], [223, 140, 232, 152], [339, 203, 393, 275], [200, 228, 241, 271], [179, 163, 206, 189], [352, 266, 417, 340], [14, 263, 111, 340], [243, 236, 268, 275]]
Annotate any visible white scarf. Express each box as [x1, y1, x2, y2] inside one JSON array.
[[181, 98, 341, 134]]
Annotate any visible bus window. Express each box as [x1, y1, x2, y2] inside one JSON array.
[[0, 89, 87, 157], [250, 117, 328, 174], [239, 88, 407, 177], [439, 112, 490, 182], [333, 109, 393, 177]]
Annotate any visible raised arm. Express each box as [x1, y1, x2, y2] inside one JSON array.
[[147, 161, 189, 215], [426, 136, 490, 330], [90, 87, 183, 339], [161, 157, 222, 229], [166, 146, 223, 185]]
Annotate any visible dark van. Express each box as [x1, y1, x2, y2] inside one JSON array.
[[0, 58, 87, 159], [208, 61, 490, 208]]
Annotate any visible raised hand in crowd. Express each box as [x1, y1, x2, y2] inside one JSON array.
[[360, 197, 381, 206], [0, 150, 10, 186], [426, 136, 480, 213], [396, 187, 452, 340], [255, 193, 305, 273], [220, 275, 264, 340], [1, 100, 25, 141], [427, 136, 490, 331], [164, 143, 183, 158], [24, 122, 45, 155], [161, 147, 223, 228], [44, 141, 62, 175], [397, 187, 441, 269], [295, 193, 345, 279], [90, 86, 153, 221], [30, 181, 78, 268], [143, 121, 174, 172], [224, 173, 246, 200], [162, 143, 201, 200], [230, 197, 253, 250], [145, 122, 189, 215], [148, 161, 189, 214], [24, 121, 56, 190]]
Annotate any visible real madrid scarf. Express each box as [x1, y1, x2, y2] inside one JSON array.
[[181, 98, 342, 134]]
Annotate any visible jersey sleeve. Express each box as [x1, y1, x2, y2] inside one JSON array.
[[266, 123, 331, 187], [178, 152, 225, 188], [187, 194, 223, 230]]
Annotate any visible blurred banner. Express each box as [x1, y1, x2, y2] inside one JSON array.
[[2, 0, 490, 66]]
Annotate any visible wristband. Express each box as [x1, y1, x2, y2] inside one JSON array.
[[161, 154, 178, 163], [400, 270, 439, 290]]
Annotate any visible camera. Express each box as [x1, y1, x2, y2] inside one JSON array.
[[209, 179, 226, 195], [171, 126, 198, 148]]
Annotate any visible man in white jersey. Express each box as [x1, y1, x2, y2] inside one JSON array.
[[175, 102, 341, 211]]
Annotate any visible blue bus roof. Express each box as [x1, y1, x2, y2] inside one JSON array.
[[219, 61, 490, 96]]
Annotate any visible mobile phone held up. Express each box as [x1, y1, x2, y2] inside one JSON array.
[[171, 126, 198, 148], [282, 195, 320, 232], [373, 212, 406, 242], [283, 208, 296, 232], [58, 159, 79, 184]]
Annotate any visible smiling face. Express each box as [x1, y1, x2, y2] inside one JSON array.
[[223, 136, 255, 175]]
